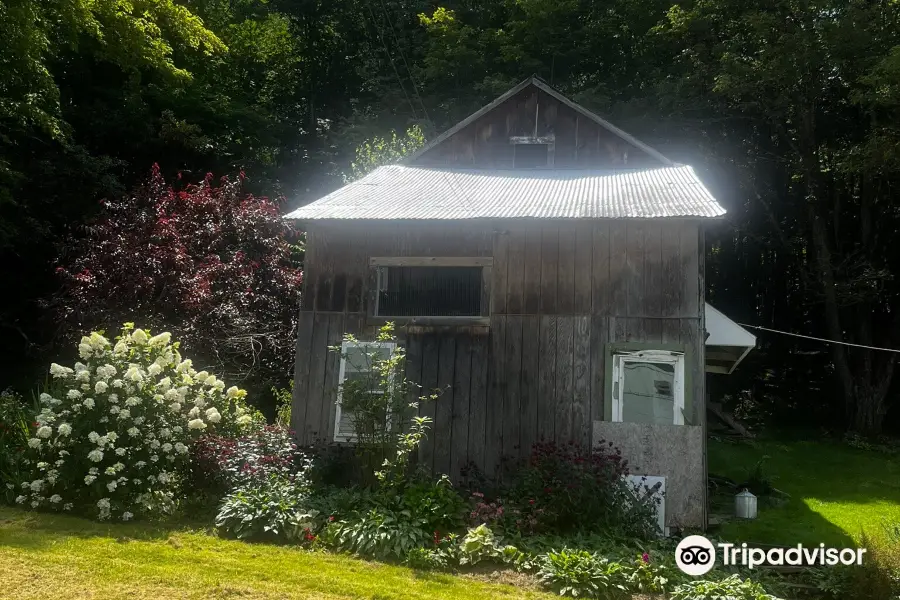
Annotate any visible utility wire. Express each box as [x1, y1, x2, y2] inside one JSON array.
[[362, 1, 418, 122], [737, 323, 900, 354]]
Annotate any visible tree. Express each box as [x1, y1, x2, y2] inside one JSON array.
[[51, 165, 302, 404], [343, 125, 426, 182]]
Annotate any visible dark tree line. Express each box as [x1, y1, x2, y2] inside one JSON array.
[[3, 0, 900, 433]]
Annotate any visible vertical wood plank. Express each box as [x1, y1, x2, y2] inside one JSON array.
[[304, 313, 329, 444], [589, 315, 608, 430], [519, 317, 541, 458], [572, 316, 591, 447], [291, 311, 315, 442], [433, 335, 457, 476], [419, 334, 440, 471], [315, 230, 334, 312], [625, 222, 646, 318], [451, 336, 472, 479], [538, 316, 557, 441], [506, 228, 527, 315], [644, 222, 662, 318], [591, 222, 610, 315], [555, 317, 575, 443], [680, 319, 704, 427], [557, 224, 576, 315], [540, 226, 559, 314], [609, 223, 627, 317], [660, 223, 683, 318], [485, 316, 506, 479], [301, 229, 318, 312], [660, 318, 682, 345], [574, 224, 593, 314], [468, 336, 488, 473], [322, 313, 353, 442], [503, 315, 523, 461], [524, 227, 542, 314], [611, 315, 628, 343], [492, 231, 509, 315], [681, 222, 701, 317]]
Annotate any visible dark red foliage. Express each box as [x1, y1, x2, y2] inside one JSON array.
[[52, 164, 302, 392]]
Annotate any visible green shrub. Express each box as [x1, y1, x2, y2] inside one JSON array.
[[458, 524, 522, 567], [848, 528, 900, 600], [16, 325, 255, 520], [537, 548, 629, 599], [323, 506, 430, 560], [502, 440, 660, 538], [215, 475, 315, 542], [272, 382, 292, 428], [397, 474, 467, 535], [0, 389, 32, 503], [670, 575, 781, 600]]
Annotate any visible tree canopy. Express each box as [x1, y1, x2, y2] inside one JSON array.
[[3, 0, 900, 432]]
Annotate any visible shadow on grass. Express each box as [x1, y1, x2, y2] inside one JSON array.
[[0, 506, 211, 551], [707, 434, 900, 547]]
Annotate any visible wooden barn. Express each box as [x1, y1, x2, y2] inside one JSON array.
[[286, 76, 755, 530]]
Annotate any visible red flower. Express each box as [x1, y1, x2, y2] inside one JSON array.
[[433, 530, 441, 545], [328, 515, 335, 522], [642, 552, 650, 564], [528, 499, 536, 505]]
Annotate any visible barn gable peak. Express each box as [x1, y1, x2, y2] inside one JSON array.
[[406, 76, 673, 169]]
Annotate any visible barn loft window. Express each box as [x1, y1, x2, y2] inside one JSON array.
[[368, 257, 492, 324], [510, 135, 555, 168], [334, 340, 396, 443], [611, 350, 685, 426]]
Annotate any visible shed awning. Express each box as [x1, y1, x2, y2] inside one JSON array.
[[705, 303, 756, 375]]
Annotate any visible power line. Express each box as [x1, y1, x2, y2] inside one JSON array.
[[362, 0, 418, 121], [737, 323, 900, 354]]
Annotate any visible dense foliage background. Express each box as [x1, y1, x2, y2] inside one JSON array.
[[3, 0, 900, 434]]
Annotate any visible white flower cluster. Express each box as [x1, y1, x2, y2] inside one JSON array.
[[20, 324, 253, 521]]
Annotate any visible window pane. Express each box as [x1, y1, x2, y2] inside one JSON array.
[[378, 266, 481, 317], [622, 361, 675, 425], [513, 144, 549, 168], [343, 344, 393, 373]]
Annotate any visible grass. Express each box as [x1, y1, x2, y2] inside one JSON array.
[[0, 507, 556, 600], [708, 436, 900, 547]]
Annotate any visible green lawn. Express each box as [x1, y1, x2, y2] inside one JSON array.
[[708, 437, 900, 547], [0, 508, 555, 600]]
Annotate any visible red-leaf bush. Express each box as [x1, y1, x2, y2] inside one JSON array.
[[51, 164, 302, 400]]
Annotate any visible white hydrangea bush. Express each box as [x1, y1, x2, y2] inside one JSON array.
[[17, 323, 257, 520]]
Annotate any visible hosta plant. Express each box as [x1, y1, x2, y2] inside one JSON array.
[[323, 507, 430, 560], [537, 548, 629, 599], [16, 323, 255, 520], [670, 575, 781, 600], [215, 475, 316, 542]]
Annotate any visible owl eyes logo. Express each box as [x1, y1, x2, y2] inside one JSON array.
[[675, 535, 716, 576]]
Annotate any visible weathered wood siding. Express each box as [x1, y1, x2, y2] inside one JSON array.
[[411, 87, 664, 170], [292, 220, 705, 485]]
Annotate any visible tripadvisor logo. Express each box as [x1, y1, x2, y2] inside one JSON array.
[[675, 536, 867, 575]]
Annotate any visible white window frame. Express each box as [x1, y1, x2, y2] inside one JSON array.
[[334, 340, 397, 442], [611, 350, 685, 426]]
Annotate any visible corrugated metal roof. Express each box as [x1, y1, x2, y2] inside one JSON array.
[[285, 165, 726, 221]]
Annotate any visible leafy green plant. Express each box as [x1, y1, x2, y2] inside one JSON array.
[[537, 548, 628, 599], [0, 389, 33, 503], [398, 474, 467, 534], [214, 475, 315, 542], [458, 524, 522, 567], [272, 381, 292, 428], [740, 456, 774, 496], [344, 126, 426, 183], [670, 575, 781, 600], [328, 323, 439, 487], [323, 506, 430, 560]]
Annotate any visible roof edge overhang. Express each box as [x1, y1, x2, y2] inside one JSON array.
[[284, 215, 727, 225], [403, 75, 675, 166], [705, 303, 757, 374]]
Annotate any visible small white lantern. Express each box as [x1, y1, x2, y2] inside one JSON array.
[[735, 489, 758, 519]]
